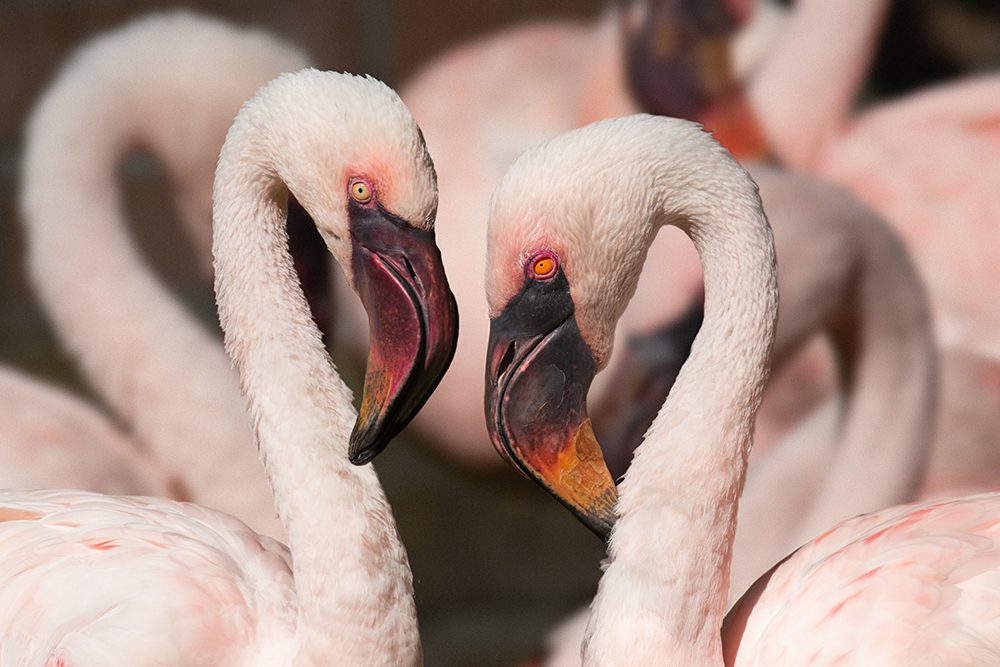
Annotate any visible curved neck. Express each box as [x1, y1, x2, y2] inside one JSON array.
[[746, 0, 891, 170], [213, 148, 419, 666], [728, 169, 937, 599], [19, 55, 281, 537], [584, 178, 777, 666], [797, 211, 936, 540]]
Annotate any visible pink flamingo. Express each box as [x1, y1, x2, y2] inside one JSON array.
[[401, 1, 936, 601], [19, 11, 311, 537], [485, 115, 1000, 666], [0, 69, 457, 666]]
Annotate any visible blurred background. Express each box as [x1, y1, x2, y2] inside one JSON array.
[[1, 1, 999, 665]]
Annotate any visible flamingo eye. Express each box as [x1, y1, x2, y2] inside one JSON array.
[[530, 252, 558, 280], [350, 178, 373, 204]]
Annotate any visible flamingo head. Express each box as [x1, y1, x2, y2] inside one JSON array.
[[248, 71, 459, 464], [482, 118, 681, 539], [485, 251, 617, 540]]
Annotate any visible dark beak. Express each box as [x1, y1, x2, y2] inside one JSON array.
[[623, 0, 747, 116], [348, 203, 459, 464], [591, 299, 703, 479], [485, 272, 618, 540]]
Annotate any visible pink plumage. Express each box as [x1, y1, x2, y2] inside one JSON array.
[[724, 495, 1000, 665]]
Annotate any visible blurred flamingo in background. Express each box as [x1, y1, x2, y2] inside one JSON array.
[[749, 0, 1000, 355], [18, 11, 313, 538], [741, 0, 1000, 498], [0, 365, 173, 496]]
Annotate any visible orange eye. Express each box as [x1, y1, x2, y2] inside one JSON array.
[[533, 257, 553, 275], [350, 178, 372, 204], [530, 253, 557, 279]]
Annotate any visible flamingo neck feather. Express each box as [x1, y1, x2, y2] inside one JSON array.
[[212, 80, 420, 666], [580, 120, 778, 667]]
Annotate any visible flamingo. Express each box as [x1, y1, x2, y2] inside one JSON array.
[[393, 0, 827, 472], [0, 365, 172, 496], [19, 11, 311, 537], [400, 0, 936, 601], [529, 159, 940, 666], [0, 68, 457, 666], [485, 114, 1000, 666]]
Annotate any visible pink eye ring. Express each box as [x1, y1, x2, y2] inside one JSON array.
[[528, 251, 558, 280]]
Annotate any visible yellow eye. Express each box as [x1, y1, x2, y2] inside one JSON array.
[[350, 178, 372, 204], [531, 254, 557, 278]]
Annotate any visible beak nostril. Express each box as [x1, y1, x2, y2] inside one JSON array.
[[496, 341, 516, 380], [402, 255, 417, 280]]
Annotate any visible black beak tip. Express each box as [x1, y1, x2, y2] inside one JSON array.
[[589, 516, 613, 542], [348, 428, 388, 466], [348, 448, 376, 466]]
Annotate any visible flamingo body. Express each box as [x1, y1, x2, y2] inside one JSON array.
[[0, 489, 295, 666], [724, 495, 1000, 665]]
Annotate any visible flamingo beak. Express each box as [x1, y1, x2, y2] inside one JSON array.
[[623, 0, 769, 158], [590, 300, 703, 480], [623, 0, 747, 117], [347, 203, 459, 464], [485, 272, 618, 540]]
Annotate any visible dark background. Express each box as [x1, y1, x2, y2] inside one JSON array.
[[1, 1, 998, 665]]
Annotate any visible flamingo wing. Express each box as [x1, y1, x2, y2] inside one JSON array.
[[724, 495, 1000, 666], [0, 489, 296, 667]]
